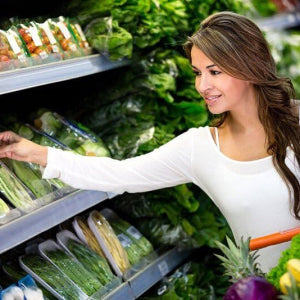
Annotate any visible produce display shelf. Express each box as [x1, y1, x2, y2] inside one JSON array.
[[0, 190, 108, 254], [0, 54, 129, 95], [256, 11, 300, 30], [104, 247, 192, 300]]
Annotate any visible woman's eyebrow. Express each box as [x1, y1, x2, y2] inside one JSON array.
[[206, 64, 216, 69], [191, 64, 216, 70]]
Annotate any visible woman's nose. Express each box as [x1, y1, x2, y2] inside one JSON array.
[[197, 75, 212, 94]]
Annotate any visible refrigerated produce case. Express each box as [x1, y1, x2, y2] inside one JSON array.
[[0, 56, 192, 299]]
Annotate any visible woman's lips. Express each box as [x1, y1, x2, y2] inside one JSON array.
[[204, 95, 221, 105]]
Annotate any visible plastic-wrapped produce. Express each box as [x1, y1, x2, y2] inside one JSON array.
[[88, 210, 130, 276], [1, 28, 30, 70], [0, 161, 37, 213], [64, 17, 91, 56], [38, 239, 103, 297], [20, 254, 86, 300], [31, 21, 64, 59], [56, 230, 115, 286], [102, 208, 154, 257], [47, 17, 83, 59], [72, 216, 105, 257], [34, 111, 110, 157], [16, 23, 52, 65], [13, 123, 71, 191]]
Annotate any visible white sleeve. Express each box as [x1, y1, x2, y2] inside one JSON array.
[[42, 129, 195, 194]]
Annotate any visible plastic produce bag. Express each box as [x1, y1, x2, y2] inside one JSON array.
[[102, 208, 154, 257], [16, 23, 52, 65], [84, 17, 133, 60], [88, 210, 130, 275], [13, 123, 71, 191], [2, 28, 30, 69], [39, 239, 103, 297], [32, 21, 64, 59], [34, 111, 110, 157], [0, 30, 21, 71], [47, 17, 83, 59], [64, 17, 92, 56], [20, 254, 87, 300], [56, 230, 115, 286], [72, 216, 105, 257], [0, 161, 37, 213]]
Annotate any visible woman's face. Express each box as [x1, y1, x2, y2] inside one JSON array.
[[191, 46, 255, 115]]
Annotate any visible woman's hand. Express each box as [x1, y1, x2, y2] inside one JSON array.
[[0, 131, 48, 167]]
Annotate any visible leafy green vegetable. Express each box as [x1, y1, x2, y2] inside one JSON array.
[[267, 234, 300, 289], [46, 249, 103, 296], [67, 239, 114, 285], [22, 254, 83, 300]]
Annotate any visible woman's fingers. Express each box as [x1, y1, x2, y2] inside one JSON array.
[[0, 131, 21, 144]]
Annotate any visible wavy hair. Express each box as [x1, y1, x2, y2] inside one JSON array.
[[184, 11, 300, 219]]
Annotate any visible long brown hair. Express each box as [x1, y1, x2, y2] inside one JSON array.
[[184, 11, 300, 219]]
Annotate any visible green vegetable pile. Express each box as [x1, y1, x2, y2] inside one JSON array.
[[22, 254, 84, 299], [67, 239, 115, 285], [110, 216, 154, 257], [267, 234, 300, 289], [45, 248, 103, 296]]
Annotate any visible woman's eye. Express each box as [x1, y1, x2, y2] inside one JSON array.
[[210, 70, 221, 75], [193, 70, 201, 76]]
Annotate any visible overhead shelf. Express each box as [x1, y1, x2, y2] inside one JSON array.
[[0, 54, 129, 95], [256, 11, 300, 30], [0, 190, 108, 254]]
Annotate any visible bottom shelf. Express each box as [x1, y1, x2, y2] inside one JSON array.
[[104, 247, 192, 300]]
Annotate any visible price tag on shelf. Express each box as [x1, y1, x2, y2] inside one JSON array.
[[158, 260, 169, 276]]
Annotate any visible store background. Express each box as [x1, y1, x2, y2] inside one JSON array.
[[0, 0, 299, 299]]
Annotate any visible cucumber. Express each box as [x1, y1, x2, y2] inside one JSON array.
[[11, 160, 53, 198]]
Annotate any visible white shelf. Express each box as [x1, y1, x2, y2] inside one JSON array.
[[256, 12, 300, 30], [0, 190, 108, 254], [0, 54, 129, 95]]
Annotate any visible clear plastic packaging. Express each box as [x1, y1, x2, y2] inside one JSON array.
[[65, 18, 92, 56], [38, 239, 104, 298], [101, 208, 155, 259], [87, 210, 130, 278], [4, 28, 31, 69], [20, 253, 87, 300], [47, 17, 83, 59], [56, 230, 120, 287], [31, 21, 64, 60], [0, 160, 38, 213], [16, 23, 52, 65], [72, 216, 105, 257], [34, 111, 110, 157]]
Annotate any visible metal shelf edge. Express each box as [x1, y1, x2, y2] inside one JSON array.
[[0, 54, 129, 95], [128, 247, 192, 298], [0, 189, 108, 254]]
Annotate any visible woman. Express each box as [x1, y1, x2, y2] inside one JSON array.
[[0, 12, 299, 272]]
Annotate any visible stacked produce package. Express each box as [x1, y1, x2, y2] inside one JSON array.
[[0, 110, 111, 226], [0, 207, 156, 299], [0, 16, 91, 72]]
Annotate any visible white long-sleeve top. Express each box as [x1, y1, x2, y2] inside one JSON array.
[[43, 125, 300, 272]]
